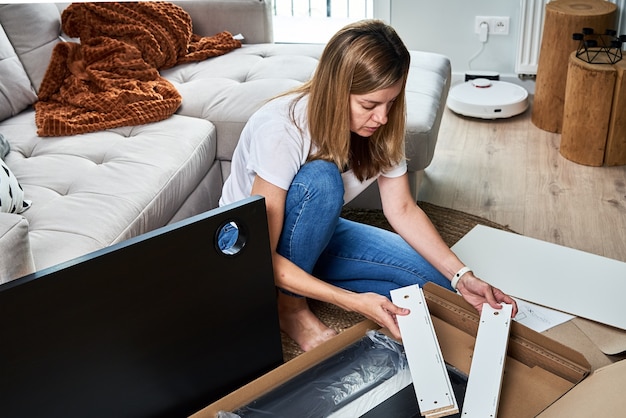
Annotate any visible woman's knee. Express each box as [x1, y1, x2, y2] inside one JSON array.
[[291, 160, 344, 206]]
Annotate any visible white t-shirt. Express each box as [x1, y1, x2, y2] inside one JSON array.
[[219, 94, 407, 207]]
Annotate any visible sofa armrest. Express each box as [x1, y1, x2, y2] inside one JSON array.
[[0, 213, 35, 284], [174, 0, 274, 44]]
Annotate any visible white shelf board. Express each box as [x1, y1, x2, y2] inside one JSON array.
[[451, 225, 626, 330]]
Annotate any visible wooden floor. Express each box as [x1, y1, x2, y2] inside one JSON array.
[[418, 104, 626, 263]]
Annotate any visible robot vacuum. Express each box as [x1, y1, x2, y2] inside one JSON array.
[[447, 78, 529, 119]]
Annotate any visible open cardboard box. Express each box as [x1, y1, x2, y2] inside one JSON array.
[[194, 283, 626, 417]]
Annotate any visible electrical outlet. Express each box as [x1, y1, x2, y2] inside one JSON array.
[[492, 16, 510, 35], [475, 16, 510, 36]]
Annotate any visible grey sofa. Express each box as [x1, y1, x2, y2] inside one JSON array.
[[0, 0, 451, 283]]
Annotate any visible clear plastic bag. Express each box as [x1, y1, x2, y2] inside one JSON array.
[[221, 330, 407, 418]]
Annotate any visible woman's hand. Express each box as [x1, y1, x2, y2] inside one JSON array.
[[347, 292, 410, 340], [456, 273, 518, 317]]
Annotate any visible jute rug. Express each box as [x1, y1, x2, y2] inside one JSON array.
[[280, 201, 517, 362]]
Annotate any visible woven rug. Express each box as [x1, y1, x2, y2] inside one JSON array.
[[280, 201, 517, 362]]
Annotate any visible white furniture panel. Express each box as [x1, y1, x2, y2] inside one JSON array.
[[452, 225, 626, 330]]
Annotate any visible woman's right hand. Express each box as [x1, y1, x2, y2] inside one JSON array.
[[347, 292, 410, 341]]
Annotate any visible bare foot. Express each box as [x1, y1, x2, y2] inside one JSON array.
[[277, 292, 337, 352]]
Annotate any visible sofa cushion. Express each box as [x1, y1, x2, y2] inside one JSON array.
[[173, 0, 273, 44], [0, 23, 38, 122], [1, 111, 216, 271], [0, 3, 62, 93]]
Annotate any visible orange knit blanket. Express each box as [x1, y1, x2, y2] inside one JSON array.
[[35, 2, 241, 137]]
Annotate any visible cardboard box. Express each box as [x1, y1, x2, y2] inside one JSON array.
[[536, 359, 626, 417], [194, 283, 625, 418]]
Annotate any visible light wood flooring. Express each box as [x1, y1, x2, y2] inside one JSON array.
[[418, 103, 626, 263]]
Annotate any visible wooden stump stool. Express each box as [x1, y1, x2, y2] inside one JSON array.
[[532, 0, 616, 133], [560, 52, 616, 166], [605, 60, 626, 166]]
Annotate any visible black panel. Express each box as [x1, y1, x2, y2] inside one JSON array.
[[0, 196, 283, 418]]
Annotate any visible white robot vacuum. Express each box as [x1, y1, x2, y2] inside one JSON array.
[[447, 78, 529, 119]]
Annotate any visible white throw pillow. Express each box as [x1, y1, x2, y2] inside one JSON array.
[[0, 158, 31, 214]]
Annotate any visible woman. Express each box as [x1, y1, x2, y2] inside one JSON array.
[[219, 20, 517, 351]]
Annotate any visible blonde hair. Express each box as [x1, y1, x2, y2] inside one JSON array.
[[288, 19, 410, 181]]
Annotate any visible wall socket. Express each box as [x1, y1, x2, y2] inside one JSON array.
[[475, 16, 510, 36]]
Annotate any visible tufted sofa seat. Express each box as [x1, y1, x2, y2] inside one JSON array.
[[161, 43, 324, 188], [2, 112, 215, 273], [0, 0, 451, 282]]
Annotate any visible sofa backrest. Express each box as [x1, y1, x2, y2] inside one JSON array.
[[174, 0, 274, 44], [0, 23, 37, 122], [0, 3, 62, 122]]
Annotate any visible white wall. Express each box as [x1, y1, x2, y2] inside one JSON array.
[[387, 0, 522, 81]]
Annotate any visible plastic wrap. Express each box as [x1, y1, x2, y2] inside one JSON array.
[[360, 363, 468, 418], [225, 330, 407, 418], [216, 412, 241, 418]]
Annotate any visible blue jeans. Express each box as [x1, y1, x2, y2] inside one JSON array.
[[276, 160, 453, 298]]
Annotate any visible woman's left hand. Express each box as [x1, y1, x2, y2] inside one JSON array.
[[455, 273, 518, 317]]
